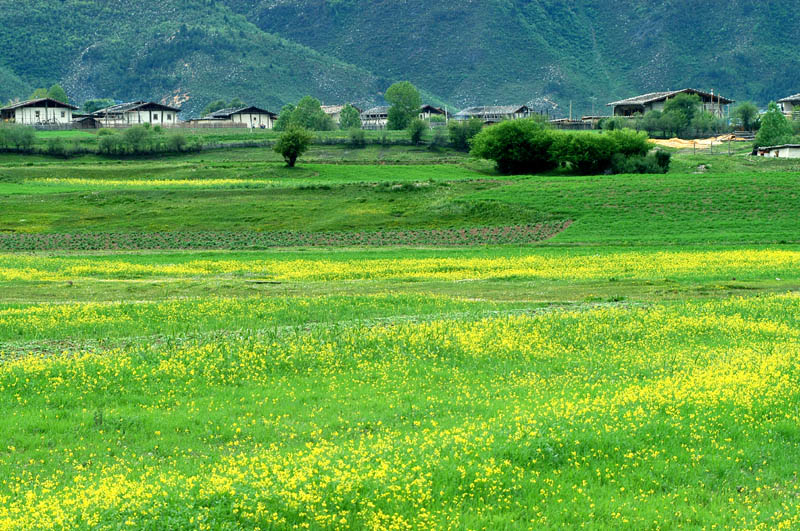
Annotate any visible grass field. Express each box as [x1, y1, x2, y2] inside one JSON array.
[[1, 144, 800, 528]]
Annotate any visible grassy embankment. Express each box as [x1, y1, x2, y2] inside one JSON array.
[[1, 145, 800, 528]]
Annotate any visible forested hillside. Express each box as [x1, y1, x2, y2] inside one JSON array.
[[2, 0, 800, 116], [0, 0, 381, 115]]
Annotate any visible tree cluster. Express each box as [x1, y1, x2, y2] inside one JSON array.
[[30, 84, 69, 104], [275, 96, 335, 131], [471, 119, 670, 175], [0, 124, 35, 151], [203, 97, 246, 115], [755, 102, 800, 148], [97, 125, 195, 155]]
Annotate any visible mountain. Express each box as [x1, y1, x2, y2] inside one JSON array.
[[0, 0, 383, 115], [2, 1, 800, 116]]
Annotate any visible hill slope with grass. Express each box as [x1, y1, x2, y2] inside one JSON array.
[[3, 1, 800, 115], [0, 0, 383, 115], [220, 0, 800, 113]]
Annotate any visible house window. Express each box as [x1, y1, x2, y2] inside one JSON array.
[[153, 114, 160, 121], [61, 111, 65, 118], [35, 111, 40, 118], [167, 114, 172, 121]]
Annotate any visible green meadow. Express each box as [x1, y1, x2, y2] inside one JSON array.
[[1, 140, 800, 528]]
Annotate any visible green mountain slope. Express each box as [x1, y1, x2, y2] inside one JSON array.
[[0, 0, 383, 115], [224, 0, 800, 115], [1, 1, 799, 116]]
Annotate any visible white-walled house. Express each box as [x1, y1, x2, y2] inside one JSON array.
[[92, 101, 181, 127], [608, 89, 734, 118], [757, 144, 800, 159], [197, 106, 277, 128], [778, 94, 800, 117], [0, 98, 78, 125]]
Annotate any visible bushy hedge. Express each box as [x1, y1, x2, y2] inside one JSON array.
[[97, 125, 198, 156], [471, 119, 669, 175], [0, 124, 35, 151]]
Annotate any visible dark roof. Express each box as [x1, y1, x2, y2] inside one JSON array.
[[759, 144, 800, 150], [454, 105, 530, 117], [778, 93, 800, 103], [1, 98, 78, 111], [420, 104, 445, 114], [608, 89, 734, 107], [202, 106, 276, 120], [93, 101, 181, 115]]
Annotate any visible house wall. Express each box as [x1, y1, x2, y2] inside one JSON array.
[[14, 106, 72, 124], [781, 101, 796, 117], [231, 112, 273, 129]]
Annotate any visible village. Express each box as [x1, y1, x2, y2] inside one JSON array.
[[2, 87, 800, 158]]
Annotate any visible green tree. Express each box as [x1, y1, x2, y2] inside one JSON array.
[[47, 84, 68, 104], [203, 99, 229, 115], [274, 127, 312, 167], [755, 102, 794, 147], [229, 97, 246, 109], [408, 118, 427, 144], [662, 93, 701, 136], [82, 99, 114, 114], [292, 96, 334, 131], [339, 104, 362, 130], [385, 81, 421, 130], [732, 102, 760, 131], [448, 118, 484, 151], [690, 111, 719, 136], [470, 118, 557, 175], [30, 88, 48, 100], [274, 104, 296, 131], [641, 110, 664, 137]]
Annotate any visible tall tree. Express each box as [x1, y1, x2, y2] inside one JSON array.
[[339, 104, 362, 129], [755, 102, 794, 147], [30, 88, 48, 100], [662, 93, 701, 136], [385, 81, 421, 130], [292, 96, 334, 131], [82, 99, 114, 114], [733, 102, 759, 131], [47, 84, 68, 104], [203, 99, 228, 115]]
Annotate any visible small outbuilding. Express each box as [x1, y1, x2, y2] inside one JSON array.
[[419, 104, 446, 120], [608, 89, 734, 118], [0, 98, 78, 125], [778, 94, 800, 117], [197, 106, 277, 128], [92, 101, 181, 127], [757, 144, 800, 159]]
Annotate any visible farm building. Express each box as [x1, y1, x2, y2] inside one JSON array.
[[361, 106, 389, 129], [197, 106, 277, 128], [92, 101, 181, 127], [778, 94, 800, 117], [321, 104, 362, 125], [608, 89, 734, 118], [757, 144, 800, 159], [420, 104, 446, 120], [453, 105, 532, 123], [0, 98, 78, 125], [72, 114, 102, 129]]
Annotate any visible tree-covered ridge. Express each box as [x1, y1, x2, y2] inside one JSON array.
[[0, 0, 383, 115], [2, 0, 800, 115], [223, 0, 800, 114]]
